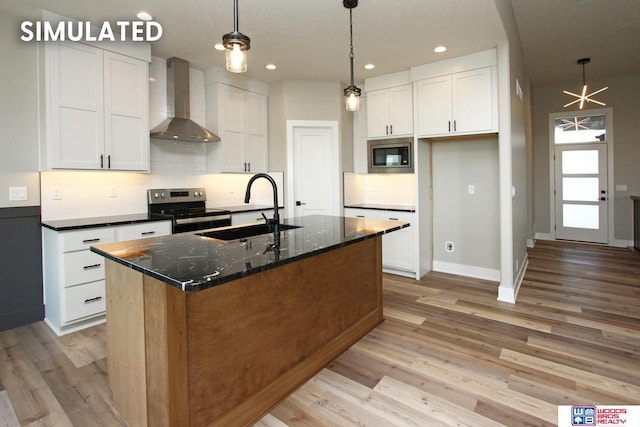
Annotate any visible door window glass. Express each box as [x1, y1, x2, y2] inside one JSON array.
[[554, 114, 606, 144]]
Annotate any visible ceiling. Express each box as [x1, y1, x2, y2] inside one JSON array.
[[1, 0, 639, 88]]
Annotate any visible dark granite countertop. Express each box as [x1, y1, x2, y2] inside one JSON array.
[[344, 203, 415, 213], [90, 215, 408, 292], [42, 213, 173, 232], [222, 204, 285, 213]]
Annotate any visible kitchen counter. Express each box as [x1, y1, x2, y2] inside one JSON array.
[[344, 203, 415, 212], [41, 213, 172, 231], [221, 203, 284, 213], [91, 214, 408, 292], [96, 214, 405, 426]]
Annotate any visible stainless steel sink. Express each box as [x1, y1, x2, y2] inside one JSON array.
[[196, 223, 301, 241]]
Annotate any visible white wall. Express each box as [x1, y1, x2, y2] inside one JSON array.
[[431, 138, 500, 280]]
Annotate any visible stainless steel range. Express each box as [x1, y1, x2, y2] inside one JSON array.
[[147, 188, 231, 233]]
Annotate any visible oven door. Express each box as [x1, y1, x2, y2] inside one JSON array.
[[174, 216, 232, 233]]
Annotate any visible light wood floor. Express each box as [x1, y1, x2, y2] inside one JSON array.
[[1, 240, 638, 426]]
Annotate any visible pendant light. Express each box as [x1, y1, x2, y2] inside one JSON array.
[[343, 0, 361, 112], [563, 58, 608, 109], [222, 0, 250, 73]]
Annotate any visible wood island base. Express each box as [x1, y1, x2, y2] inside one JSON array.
[[105, 236, 383, 427]]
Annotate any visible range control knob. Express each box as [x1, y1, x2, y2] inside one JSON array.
[[194, 191, 200, 197], [154, 192, 159, 198], [160, 192, 166, 198]]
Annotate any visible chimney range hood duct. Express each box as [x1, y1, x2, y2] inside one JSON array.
[[150, 57, 220, 142]]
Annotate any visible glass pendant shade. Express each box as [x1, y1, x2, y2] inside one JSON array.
[[226, 42, 247, 73], [345, 87, 361, 111]]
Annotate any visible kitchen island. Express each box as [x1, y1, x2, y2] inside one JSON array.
[[90, 214, 408, 427]]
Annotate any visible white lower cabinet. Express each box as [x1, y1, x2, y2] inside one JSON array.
[[344, 208, 415, 277], [42, 220, 171, 335]]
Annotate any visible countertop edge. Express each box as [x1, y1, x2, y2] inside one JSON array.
[[344, 204, 415, 213], [42, 214, 173, 232]]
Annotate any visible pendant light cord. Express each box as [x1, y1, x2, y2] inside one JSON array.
[[349, 7, 355, 86], [233, 0, 239, 32]]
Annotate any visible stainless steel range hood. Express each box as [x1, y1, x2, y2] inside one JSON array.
[[150, 57, 220, 142]]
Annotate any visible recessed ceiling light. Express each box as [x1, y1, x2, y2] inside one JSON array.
[[434, 45, 447, 53], [364, 64, 375, 70], [266, 64, 277, 70], [214, 43, 225, 51], [137, 11, 153, 21]]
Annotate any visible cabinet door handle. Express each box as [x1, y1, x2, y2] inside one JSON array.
[[100, 154, 104, 168], [107, 154, 111, 169], [83, 263, 101, 270], [84, 296, 103, 304], [385, 125, 389, 135], [453, 120, 457, 131], [390, 124, 393, 134], [388, 217, 399, 221], [141, 231, 156, 236], [243, 162, 247, 172], [82, 238, 101, 244], [448, 121, 451, 132], [248, 162, 251, 172]]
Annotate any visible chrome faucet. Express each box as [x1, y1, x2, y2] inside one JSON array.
[[244, 173, 280, 247]]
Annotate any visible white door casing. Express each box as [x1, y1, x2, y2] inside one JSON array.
[[541, 108, 615, 245], [286, 121, 339, 219]]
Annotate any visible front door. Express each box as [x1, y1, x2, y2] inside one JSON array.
[[554, 143, 608, 243], [551, 110, 611, 244]]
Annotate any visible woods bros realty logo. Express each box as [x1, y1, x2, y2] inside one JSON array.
[[20, 20, 162, 42], [558, 405, 640, 426]]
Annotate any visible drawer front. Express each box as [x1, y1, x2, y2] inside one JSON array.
[[116, 221, 172, 241], [63, 280, 105, 324], [62, 228, 115, 252], [64, 250, 105, 287]]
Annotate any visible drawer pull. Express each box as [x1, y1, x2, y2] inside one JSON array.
[[84, 296, 103, 304], [356, 215, 365, 218], [141, 231, 156, 236], [389, 217, 399, 221], [83, 263, 101, 270], [82, 238, 101, 244]]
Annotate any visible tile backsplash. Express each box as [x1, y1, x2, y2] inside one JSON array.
[[344, 172, 415, 207], [40, 171, 284, 221]]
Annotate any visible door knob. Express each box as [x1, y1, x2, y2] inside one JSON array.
[[296, 201, 306, 206]]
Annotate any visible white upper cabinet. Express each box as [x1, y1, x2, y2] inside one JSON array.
[[366, 84, 413, 139], [416, 67, 497, 137], [103, 51, 149, 171], [206, 83, 268, 173], [43, 42, 149, 171]]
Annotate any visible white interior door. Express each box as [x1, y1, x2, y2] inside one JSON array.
[[554, 143, 608, 243], [289, 123, 339, 218]]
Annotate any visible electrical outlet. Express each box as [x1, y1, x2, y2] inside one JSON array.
[[52, 186, 62, 200], [468, 185, 475, 195], [9, 186, 27, 201], [445, 241, 454, 252], [108, 187, 118, 198]]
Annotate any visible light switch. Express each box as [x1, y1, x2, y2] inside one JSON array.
[[615, 184, 628, 192], [468, 185, 475, 195], [9, 186, 28, 201]]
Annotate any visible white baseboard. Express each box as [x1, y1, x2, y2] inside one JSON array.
[[534, 232, 554, 241], [526, 238, 535, 248], [432, 260, 500, 282], [498, 254, 528, 304], [382, 266, 418, 279]]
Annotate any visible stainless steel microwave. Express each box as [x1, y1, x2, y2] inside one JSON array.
[[367, 138, 414, 173]]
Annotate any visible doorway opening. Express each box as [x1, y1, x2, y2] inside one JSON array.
[[549, 108, 613, 244]]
